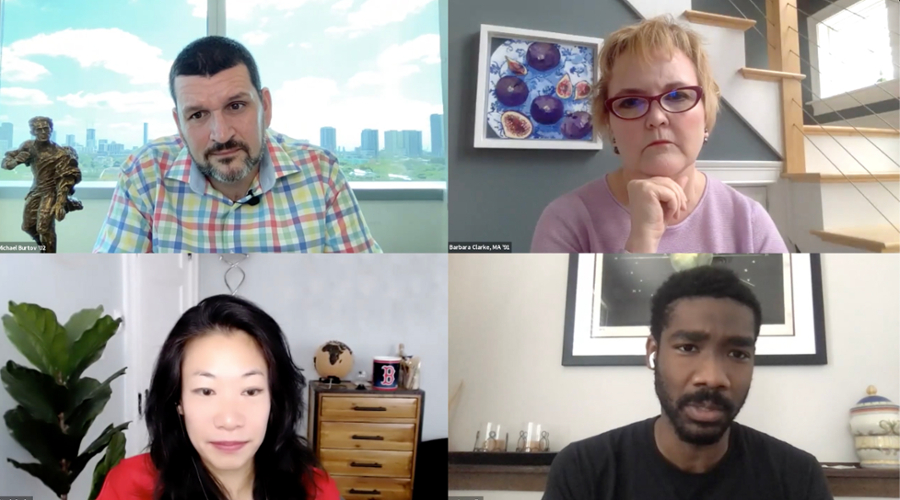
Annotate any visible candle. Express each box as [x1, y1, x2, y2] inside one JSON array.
[[527, 422, 533, 451]]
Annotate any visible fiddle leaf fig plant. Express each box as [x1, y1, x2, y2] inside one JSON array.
[[1, 301, 130, 500]]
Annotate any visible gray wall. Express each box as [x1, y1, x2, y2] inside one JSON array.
[[448, 0, 781, 253]]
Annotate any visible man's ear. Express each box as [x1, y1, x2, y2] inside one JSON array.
[[261, 87, 272, 129], [646, 335, 658, 370]]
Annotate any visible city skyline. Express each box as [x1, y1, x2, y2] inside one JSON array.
[[0, 0, 442, 154]]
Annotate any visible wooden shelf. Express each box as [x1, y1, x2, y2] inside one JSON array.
[[740, 68, 806, 81], [448, 453, 900, 497], [683, 10, 757, 31], [782, 173, 900, 183], [803, 125, 900, 137], [811, 226, 900, 253]]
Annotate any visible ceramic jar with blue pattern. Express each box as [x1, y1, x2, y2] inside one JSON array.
[[850, 386, 899, 468]]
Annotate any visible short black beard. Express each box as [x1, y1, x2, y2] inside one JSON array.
[[653, 363, 746, 446], [191, 129, 265, 184]]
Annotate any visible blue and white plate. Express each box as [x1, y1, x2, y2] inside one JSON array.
[[487, 38, 594, 141]]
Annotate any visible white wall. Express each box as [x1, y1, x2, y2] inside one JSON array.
[[0, 255, 127, 500], [0, 254, 448, 500], [448, 254, 900, 500], [196, 254, 449, 441]]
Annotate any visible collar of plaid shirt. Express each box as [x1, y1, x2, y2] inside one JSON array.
[[93, 129, 381, 253]]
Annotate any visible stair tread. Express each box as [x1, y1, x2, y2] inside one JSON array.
[[803, 125, 900, 137], [783, 173, 900, 183], [740, 68, 806, 81], [683, 10, 757, 31], [810, 226, 900, 253]]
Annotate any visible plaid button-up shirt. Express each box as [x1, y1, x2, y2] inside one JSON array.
[[93, 129, 381, 253]]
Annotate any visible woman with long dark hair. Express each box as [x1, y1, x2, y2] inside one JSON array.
[[96, 295, 340, 500]]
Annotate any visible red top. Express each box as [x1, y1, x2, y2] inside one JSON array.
[[95, 453, 341, 500]]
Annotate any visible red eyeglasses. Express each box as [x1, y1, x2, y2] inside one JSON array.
[[605, 86, 704, 120]]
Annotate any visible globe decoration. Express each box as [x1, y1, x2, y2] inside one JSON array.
[[313, 341, 354, 384]]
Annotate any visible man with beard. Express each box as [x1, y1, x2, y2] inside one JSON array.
[[94, 36, 379, 253], [542, 266, 833, 500]]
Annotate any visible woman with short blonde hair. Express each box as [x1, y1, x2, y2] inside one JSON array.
[[531, 16, 788, 253]]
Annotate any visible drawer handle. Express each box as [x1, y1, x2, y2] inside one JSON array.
[[352, 434, 385, 441], [352, 405, 387, 411], [349, 489, 381, 495], [350, 461, 383, 468]]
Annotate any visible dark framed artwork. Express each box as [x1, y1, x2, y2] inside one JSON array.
[[562, 254, 826, 366]]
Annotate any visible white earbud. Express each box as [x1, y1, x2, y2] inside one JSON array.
[[649, 353, 657, 370]]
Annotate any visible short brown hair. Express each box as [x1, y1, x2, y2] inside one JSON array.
[[591, 15, 720, 141]]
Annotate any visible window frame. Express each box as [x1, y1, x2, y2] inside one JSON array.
[[0, 0, 446, 202], [806, 0, 899, 111]]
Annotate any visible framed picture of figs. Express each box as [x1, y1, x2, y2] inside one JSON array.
[[473, 24, 604, 150]]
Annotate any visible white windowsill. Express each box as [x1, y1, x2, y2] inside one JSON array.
[[807, 78, 900, 116], [0, 180, 446, 201]]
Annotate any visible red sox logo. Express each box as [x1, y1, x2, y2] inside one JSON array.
[[381, 365, 396, 386]]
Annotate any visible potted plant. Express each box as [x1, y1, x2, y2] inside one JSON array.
[[1, 301, 130, 500]]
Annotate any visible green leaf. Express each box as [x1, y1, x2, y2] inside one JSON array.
[[4, 302, 69, 378], [7, 458, 72, 497], [65, 316, 122, 384], [71, 421, 130, 479], [66, 367, 126, 416], [63, 306, 104, 346], [88, 430, 127, 500], [65, 384, 113, 439], [0, 360, 65, 424], [3, 312, 50, 374], [4, 406, 73, 467]]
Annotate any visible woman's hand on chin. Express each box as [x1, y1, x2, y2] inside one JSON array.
[[624, 176, 689, 252]]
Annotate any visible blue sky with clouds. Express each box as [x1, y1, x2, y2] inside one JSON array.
[[0, 0, 442, 151]]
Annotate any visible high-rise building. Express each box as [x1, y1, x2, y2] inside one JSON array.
[[0, 123, 12, 154], [320, 127, 337, 152], [430, 114, 443, 156], [86, 129, 96, 153], [66, 134, 76, 147], [98, 139, 108, 154], [50, 130, 57, 144], [143, 123, 149, 146], [402, 130, 423, 158], [384, 130, 403, 156], [360, 129, 379, 157]]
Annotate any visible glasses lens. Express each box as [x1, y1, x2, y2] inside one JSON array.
[[612, 97, 649, 119], [661, 88, 699, 112]]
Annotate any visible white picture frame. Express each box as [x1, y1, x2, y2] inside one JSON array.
[[473, 24, 604, 150], [562, 254, 827, 366]]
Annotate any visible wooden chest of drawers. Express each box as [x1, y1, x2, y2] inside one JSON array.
[[308, 382, 425, 500]]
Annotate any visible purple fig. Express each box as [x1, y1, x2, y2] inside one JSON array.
[[560, 111, 593, 139], [556, 74, 573, 99], [526, 42, 561, 72], [506, 56, 527, 75], [501, 111, 533, 139], [495, 76, 529, 107], [575, 81, 592, 100], [530, 95, 564, 125]]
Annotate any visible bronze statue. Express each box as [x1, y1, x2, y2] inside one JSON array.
[[1, 117, 83, 253]]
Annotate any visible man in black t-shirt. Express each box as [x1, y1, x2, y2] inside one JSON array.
[[543, 266, 833, 500]]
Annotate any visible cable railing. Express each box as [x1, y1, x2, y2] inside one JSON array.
[[744, 0, 900, 167], [730, 0, 899, 173], [724, 0, 900, 237]]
